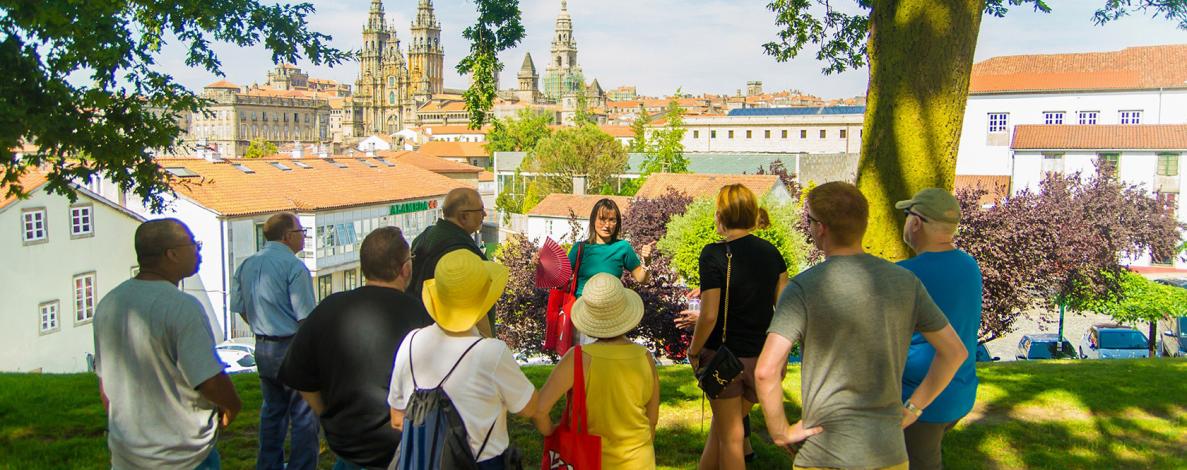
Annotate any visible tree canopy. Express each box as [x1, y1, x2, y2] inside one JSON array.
[[520, 124, 628, 211], [457, 0, 524, 129], [485, 108, 554, 153], [0, 0, 350, 212], [243, 138, 279, 159]]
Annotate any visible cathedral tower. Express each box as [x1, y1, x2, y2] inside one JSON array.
[[409, 0, 445, 97], [356, 0, 413, 134], [542, 0, 584, 101]]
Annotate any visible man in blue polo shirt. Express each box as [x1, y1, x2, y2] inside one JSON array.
[[897, 188, 983, 469], [231, 212, 319, 470]]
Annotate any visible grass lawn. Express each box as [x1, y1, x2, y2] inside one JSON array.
[[2, 359, 1186, 469]]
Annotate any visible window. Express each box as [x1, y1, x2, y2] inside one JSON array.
[[262, 111, 268, 121], [73, 272, 96, 323], [819, 129, 827, 139], [988, 113, 1008, 133], [318, 274, 333, 301], [1157, 153, 1180, 177], [1043, 112, 1064, 125], [800, 130, 807, 139], [1078, 111, 1098, 125], [70, 205, 93, 237], [344, 269, 357, 290], [1120, 110, 1142, 125], [1097, 153, 1120, 176], [781, 130, 788, 139], [745, 130, 752, 139], [710, 130, 716, 139], [728, 130, 734, 139], [39, 301, 60, 334], [840, 129, 848, 138], [764, 130, 771, 139], [22, 209, 47, 243], [693, 130, 699, 139], [1041, 153, 1065, 175]]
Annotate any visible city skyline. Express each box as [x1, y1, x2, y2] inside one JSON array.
[[161, 0, 1187, 99]]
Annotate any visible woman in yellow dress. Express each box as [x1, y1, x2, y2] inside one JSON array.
[[533, 273, 660, 469]]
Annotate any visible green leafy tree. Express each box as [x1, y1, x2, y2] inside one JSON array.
[[572, 82, 594, 127], [486, 108, 554, 153], [657, 196, 810, 287], [458, 0, 525, 129], [622, 94, 689, 196], [628, 108, 651, 153], [243, 139, 279, 159], [763, 0, 1187, 260], [1077, 271, 1187, 357], [0, 0, 349, 211], [523, 124, 628, 207]]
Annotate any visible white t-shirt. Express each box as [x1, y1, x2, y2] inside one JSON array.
[[93, 279, 225, 469], [388, 325, 535, 462]]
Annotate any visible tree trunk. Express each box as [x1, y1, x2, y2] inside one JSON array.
[[857, 0, 985, 260]]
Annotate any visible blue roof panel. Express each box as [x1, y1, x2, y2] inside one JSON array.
[[727, 106, 865, 117]]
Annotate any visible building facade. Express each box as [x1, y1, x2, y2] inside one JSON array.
[[188, 81, 331, 157], [675, 107, 865, 154], [408, 0, 445, 97], [542, 0, 584, 101]]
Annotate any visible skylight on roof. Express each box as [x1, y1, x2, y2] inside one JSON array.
[[323, 158, 347, 169], [358, 158, 378, 168], [165, 167, 199, 178], [269, 162, 292, 171], [292, 161, 312, 169], [231, 163, 255, 174], [374, 157, 396, 167]]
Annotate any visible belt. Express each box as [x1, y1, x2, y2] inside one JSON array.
[[255, 334, 294, 342]]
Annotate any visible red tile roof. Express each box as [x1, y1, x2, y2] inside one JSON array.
[[970, 44, 1187, 94], [1011, 124, 1187, 150], [954, 175, 1011, 206], [598, 125, 634, 138], [204, 80, 240, 90], [635, 173, 782, 200], [375, 150, 483, 174], [418, 125, 490, 135], [0, 169, 50, 210], [157, 157, 469, 217], [528, 193, 632, 218], [417, 141, 491, 158]]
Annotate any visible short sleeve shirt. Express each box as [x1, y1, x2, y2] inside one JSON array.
[[93, 279, 225, 470], [279, 286, 432, 468], [568, 240, 641, 297], [767, 254, 949, 469], [697, 235, 787, 357], [388, 326, 535, 462]]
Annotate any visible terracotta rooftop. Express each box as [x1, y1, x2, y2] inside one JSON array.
[[634, 173, 782, 200], [417, 141, 491, 158], [375, 150, 483, 174], [479, 170, 494, 182], [528, 193, 632, 218], [419, 125, 490, 135], [970, 44, 1187, 94], [419, 100, 468, 113], [599, 125, 634, 138], [0, 169, 50, 211], [205, 80, 240, 90], [156, 157, 469, 217], [1011, 124, 1187, 150], [954, 175, 1012, 206]]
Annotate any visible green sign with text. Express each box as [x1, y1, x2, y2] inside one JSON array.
[[390, 200, 432, 215]]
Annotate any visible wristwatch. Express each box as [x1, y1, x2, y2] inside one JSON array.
[[904, 400, 923, 417]]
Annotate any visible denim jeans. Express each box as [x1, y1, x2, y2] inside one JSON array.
[[193, 448, 221, 470], [255, 337, 320, 470]]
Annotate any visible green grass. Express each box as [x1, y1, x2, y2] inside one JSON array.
[[3, 360, 1186, 469]]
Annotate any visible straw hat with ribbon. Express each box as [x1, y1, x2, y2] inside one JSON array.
[[571, 272, 644, 339], [422, 250, 509, 333]]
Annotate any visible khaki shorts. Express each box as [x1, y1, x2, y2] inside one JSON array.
[[796, 462, 908, 470], [698, 348, 781, 403]]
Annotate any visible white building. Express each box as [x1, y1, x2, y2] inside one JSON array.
[[956, 44, 1187, 177], [673, 106, 864, 154], [526, 194, 631, 244], [416, 125, 488, 143], [1010, 124, 1185, 268], [91, 156, 472, 339], [0, 171, 148, 372]]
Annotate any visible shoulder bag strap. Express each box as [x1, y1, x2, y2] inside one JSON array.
[[408, 329, 422, 389], [569, 344, 589, 433], [723, 244, 732, 344], [436, 338, 485, 388]]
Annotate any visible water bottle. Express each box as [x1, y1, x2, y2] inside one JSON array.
[[687, 297, 700, 312]]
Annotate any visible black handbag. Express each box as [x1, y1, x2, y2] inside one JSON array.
[[695, 244, 744, 398]]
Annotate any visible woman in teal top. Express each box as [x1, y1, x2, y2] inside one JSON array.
[[568, 198, 650, 297]]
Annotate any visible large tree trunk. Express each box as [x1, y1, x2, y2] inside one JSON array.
[[857, 0, 985, 260]]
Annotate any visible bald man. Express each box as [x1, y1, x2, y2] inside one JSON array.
[[94, 219, 241, 470], [408, 187, 494, 336]]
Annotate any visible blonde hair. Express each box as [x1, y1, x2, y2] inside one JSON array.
[[716, 184, 769, 231]]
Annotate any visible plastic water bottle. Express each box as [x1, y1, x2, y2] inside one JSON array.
[[687, 297, 700, 312]]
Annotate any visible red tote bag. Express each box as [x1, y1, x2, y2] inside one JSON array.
[[544, 243, 583, 355], [541, 345, 601, 470]]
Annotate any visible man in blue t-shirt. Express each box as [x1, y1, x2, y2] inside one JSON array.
[[896, 188, 983, 469]]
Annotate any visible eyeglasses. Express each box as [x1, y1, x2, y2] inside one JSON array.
[[805, 213, 821, 225], [459, 207, 486, 214], [289, 228, 309, 235], [903, 209, 928, 223]]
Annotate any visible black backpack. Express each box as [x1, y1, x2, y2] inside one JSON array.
[[395, 331, 494, 470]]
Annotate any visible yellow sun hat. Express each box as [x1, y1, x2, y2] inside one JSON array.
[[422, 250, 509, 333]]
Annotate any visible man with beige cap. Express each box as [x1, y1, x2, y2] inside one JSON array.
[[388, 250, 538, 468], [533, 273, 660, 468], [896, 188, 983, 470]]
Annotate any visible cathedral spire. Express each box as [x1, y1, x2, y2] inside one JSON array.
[[366, 0, 385, 31]]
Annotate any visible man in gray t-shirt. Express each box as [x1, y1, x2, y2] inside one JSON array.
[[754, 182, 968, 469], [94, 219, 242, 469]]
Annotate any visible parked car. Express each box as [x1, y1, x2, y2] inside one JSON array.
[[1158, 316, 1187, 358], [1079, 324, 1150, 360], [976, 343, 999, 362], [1016, 334, 1076, 360], [216, 342, 257, 374]]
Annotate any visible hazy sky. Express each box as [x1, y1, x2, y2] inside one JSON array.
[[161, 1, 1187, 100]]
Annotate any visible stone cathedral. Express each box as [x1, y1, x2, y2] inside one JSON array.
[[354, 0, 445, 134]]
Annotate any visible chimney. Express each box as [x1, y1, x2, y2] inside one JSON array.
[[317, 143, 328, 159], [291, 141, 304, 159], [572, 175, 587, 196], [365, 141, 376, 157]]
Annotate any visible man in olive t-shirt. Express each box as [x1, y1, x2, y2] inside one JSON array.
[[754, 182, 969, 470]]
